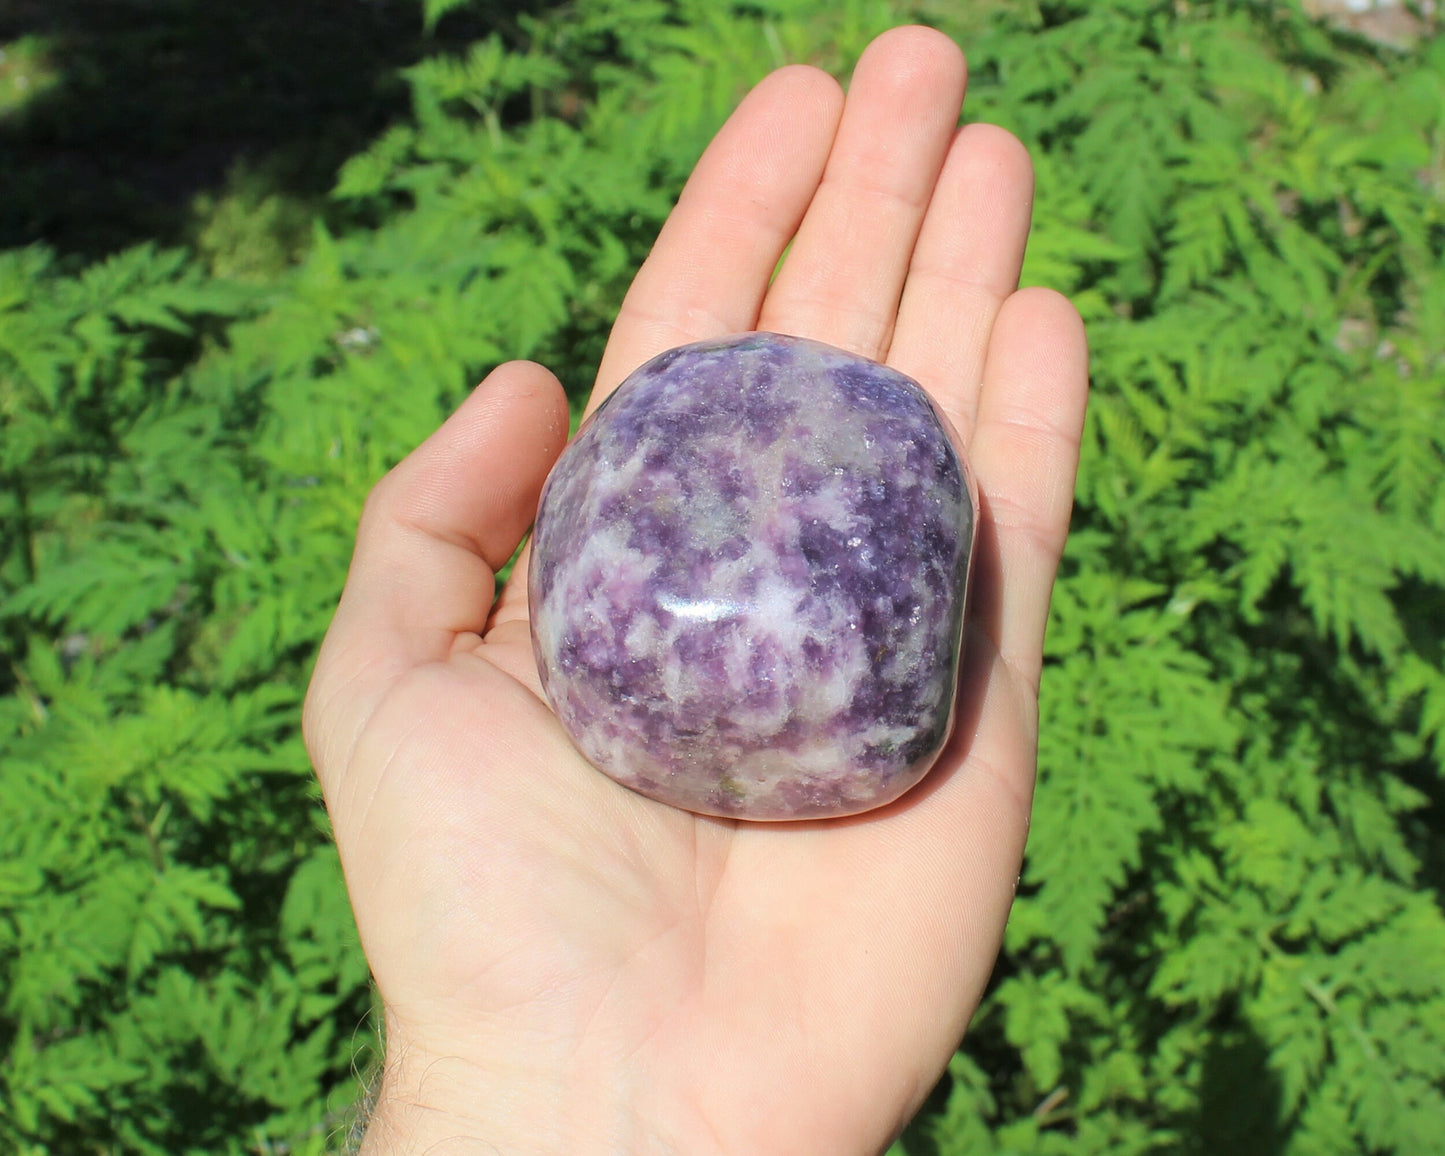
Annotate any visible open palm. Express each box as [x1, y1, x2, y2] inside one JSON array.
[[304, 26, 1087, 1156]]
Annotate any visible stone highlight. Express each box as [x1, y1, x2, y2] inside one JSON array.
[[529, 332, 977, 820]]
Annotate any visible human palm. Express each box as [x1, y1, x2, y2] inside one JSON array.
[[304, 26, 1087, 1156]]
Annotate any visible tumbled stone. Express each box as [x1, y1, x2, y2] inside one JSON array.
[[529, 332, 977, 820]]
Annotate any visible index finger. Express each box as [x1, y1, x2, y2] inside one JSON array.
[[586, 63, 844, 414]]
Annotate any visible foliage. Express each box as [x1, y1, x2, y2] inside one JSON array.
[[0, 0, 1442, 1153], [908, 2, 1445, 1153]]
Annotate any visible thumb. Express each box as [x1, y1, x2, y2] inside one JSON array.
[[304, 360, 569, 796]]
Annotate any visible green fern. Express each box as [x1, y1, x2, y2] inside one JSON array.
[[4, 1, 1444, 1152]]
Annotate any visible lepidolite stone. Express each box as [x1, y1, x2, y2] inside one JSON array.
[[529, 332, 977, 820]]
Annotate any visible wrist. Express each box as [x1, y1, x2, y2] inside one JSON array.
[[354, 1024, 704, 1156], [356, 1049, 531, 1156]]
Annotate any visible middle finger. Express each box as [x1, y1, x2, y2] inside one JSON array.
[[758, 25, 967, 360]]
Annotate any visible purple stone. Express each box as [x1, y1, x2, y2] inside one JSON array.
[[529, 332, 977, 820]]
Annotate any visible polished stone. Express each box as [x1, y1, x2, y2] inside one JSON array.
[[529, 332, 976, 820]]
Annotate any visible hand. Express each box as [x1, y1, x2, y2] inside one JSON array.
[[304, 25, 1088, 1156]]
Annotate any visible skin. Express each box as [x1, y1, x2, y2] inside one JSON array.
[[303, 25, 1089, 1156]]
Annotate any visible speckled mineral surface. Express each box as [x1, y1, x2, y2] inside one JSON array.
[[529, 332, 977, 820]]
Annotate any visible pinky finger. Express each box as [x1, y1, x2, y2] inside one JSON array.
[[967, 288, 1088, 692]]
